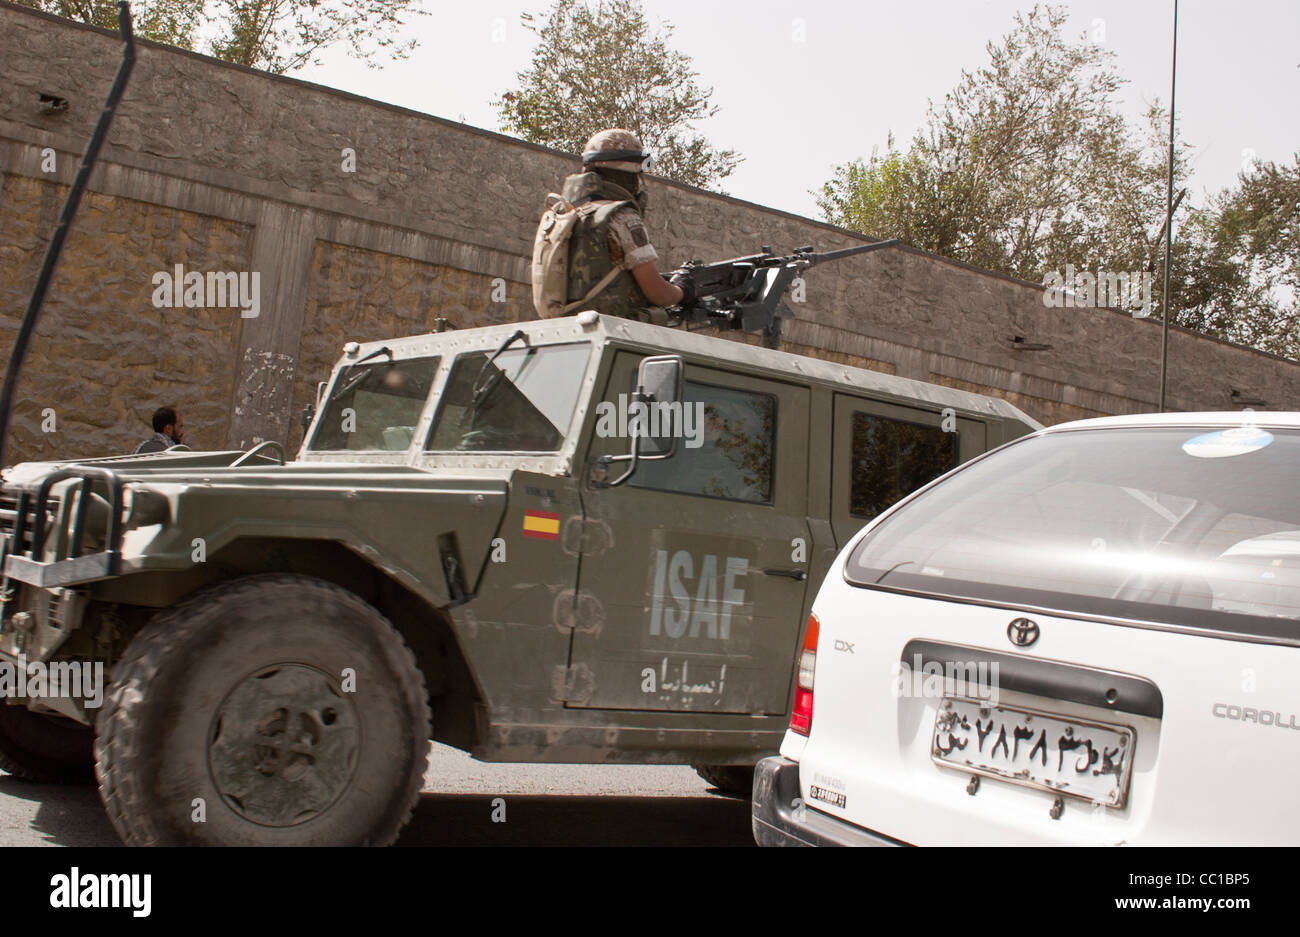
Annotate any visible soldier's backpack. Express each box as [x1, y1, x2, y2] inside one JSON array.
[[531, 193, 622, 318]]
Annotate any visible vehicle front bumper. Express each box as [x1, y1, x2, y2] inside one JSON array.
[[751, 756, 904, 847]]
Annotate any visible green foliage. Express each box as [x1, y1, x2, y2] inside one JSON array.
[[12, 0, 206, 48], [15, 0, 421, 73], [819, 5, 1184, 281], [1174, 157, 1300, 359], [818, 2, 1296, 360], [207, 0, 421, 73], [816, 136, 946, 262], [497, 0, 740, 190]]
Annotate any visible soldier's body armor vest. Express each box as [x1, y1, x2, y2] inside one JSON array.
[[560, 172, 650, 320]]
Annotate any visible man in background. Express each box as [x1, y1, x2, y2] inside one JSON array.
[[134, 406, 184, 453]]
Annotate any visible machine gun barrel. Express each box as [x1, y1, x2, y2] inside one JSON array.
[[797, 239, 900, 267]]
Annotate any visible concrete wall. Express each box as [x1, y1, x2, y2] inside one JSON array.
[[2, 2, 1297, 464]]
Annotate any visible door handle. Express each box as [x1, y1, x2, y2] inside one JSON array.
[[763, 568, 807, 582]]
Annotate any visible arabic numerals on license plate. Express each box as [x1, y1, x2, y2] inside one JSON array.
[[933, 699, 1133, 806]]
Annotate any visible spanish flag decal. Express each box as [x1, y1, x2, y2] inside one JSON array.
[[522, 510, 561, 541]]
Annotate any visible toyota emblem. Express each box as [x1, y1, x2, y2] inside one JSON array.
[[1007, 618, 1040, 647]]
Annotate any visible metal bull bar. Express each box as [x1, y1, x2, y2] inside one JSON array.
[[3, 467, 125, 588]]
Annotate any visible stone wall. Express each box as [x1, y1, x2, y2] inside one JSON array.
[[0, 172, 249, 460], [1, 2, 1297, 464]]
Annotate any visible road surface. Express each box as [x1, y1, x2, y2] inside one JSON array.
[[0, 743, 755, 846]]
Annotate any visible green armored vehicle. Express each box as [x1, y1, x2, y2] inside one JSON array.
[[0, 313, 1038, 844]]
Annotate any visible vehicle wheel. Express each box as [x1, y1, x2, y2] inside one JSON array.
[[692, 762, 755, 798], [0, 706, 94, 784], [95, 574, 430, 845]]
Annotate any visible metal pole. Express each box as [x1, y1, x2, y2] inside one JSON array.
[[1158, 0, 1178, 412], [1148, 189, 1186, 274], [0, 3, 136, 469]]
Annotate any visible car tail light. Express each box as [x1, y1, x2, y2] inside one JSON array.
[[790, 612, 820, 736]]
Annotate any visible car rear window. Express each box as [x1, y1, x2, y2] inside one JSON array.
[[844, 425, 1300, 642]]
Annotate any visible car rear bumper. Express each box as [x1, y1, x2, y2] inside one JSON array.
[[751, 756, 904, 847]]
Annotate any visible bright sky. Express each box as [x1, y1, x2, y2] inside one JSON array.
[[294, 0, 1300, 223]]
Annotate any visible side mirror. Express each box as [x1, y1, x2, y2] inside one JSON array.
[[634, 355, 683, 459], [315, 380, 329, 411], [592, 355, 684, 488]]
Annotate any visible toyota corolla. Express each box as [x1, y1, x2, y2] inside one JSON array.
[[752, 412, 1300, 846]]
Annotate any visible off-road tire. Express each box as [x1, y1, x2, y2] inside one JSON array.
[[95, 574, 430, 845], [0, 706, 94, 784], [692, 762, 755, 798]]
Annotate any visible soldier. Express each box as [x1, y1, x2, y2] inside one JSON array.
[[556, 129, 692, 321]]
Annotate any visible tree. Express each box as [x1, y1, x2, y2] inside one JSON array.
[[1174, 155, 1300, 359], [14, 0, 422, 73], [817, 5, 1187, 283], [496, 0, 740, 190], [816, 4, 1300, 359], [207, 0, 421, 73], [12, 0, 206, 48]]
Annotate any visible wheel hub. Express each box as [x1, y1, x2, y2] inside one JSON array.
[[208, 663, 359, 827]]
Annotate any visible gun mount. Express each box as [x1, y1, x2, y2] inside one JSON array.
[[668, 239, 900, 346]]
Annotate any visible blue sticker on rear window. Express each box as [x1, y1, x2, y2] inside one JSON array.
[[1182, 427, 1273, 459]]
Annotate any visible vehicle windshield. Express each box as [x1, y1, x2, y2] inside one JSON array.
[[845, 425, 1300, 640], [309, 357, 439, 451], [426, 342, 590, 452]]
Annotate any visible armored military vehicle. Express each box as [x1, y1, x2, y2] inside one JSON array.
[[0, 313, 1038, 844]]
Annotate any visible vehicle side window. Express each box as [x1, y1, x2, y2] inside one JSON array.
[[630, 381, 776, 504], [850, 412, 957, 518]]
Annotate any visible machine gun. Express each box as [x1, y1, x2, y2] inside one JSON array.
[[668, 239, 899, 346]]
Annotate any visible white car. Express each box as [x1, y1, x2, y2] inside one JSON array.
[[753, 412, 1300, 846]]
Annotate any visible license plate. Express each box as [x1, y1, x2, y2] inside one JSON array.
[[931, 698, 1136, 808]]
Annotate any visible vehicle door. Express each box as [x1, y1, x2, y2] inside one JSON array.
[[570, 350, 812, 715]]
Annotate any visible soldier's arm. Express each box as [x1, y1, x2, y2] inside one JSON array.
[[608, 208, 684, 307], [632, 262, 685, 307]]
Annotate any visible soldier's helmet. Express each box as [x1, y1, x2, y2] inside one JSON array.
[[581, 128, 650, 173]]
